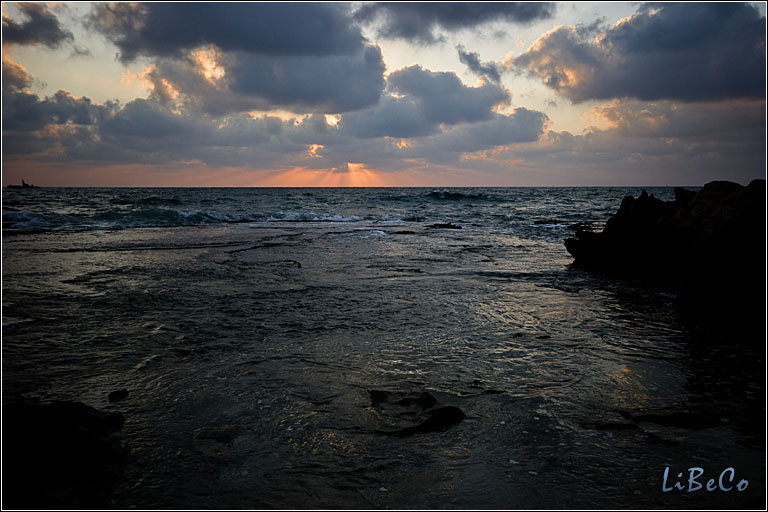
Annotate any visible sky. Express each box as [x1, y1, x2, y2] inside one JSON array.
[[1, 2, 766, 187]]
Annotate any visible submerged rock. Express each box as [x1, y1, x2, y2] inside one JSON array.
[[2, 398, 129, 509], [393, 391, 438, 410], [376, 406, 466, 437], [564, 179, 766, 335], [368, 389, 465, 436], [194, 424, 250, 445], [108, 389, 129, 403], [427, 223, 462, 230]]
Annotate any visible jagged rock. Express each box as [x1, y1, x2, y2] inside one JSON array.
[[565, 179, 766, 334], [534, 220, 603, 232], [2, 398, 129, 509]]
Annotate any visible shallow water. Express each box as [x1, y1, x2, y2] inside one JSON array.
[[2, 188, 764, 508]]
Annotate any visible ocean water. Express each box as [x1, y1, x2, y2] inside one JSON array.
[[2, 187, 764, 509]]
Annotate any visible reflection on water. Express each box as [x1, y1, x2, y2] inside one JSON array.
[[2, 219, 764, 509]]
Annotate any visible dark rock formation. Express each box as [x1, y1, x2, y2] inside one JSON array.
[[107, 389, 129, 403], [534, 219, 604, 232], [194, 424, 250, 444], [565, 179, 766, 334], [427, 223, 462, 230], [368, 389, 465, 436], [376, 406, 466, 437], [2, 398, 129, 509]]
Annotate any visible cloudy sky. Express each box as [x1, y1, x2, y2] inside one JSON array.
[[2, 2, 766, 187]]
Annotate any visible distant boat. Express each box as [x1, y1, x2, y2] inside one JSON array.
[[6, 180, 36, 189]]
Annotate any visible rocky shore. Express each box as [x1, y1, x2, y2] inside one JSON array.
[[2, 397, 130, 509], [565, 179, 766, 335]]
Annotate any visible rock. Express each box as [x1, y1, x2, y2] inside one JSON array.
[[376, 406, 466, 437], [368, 389, 465, 436], [194, 425, 249, 444], [393, 391, 437, 410], [108, 389, 129, 402], [467, 379, 505, 395], [369, 389, 391, 408], [427, 223, 462, 230], [564, 179, 766, 334], [534, 220, 603, 232], [2, 397, 129, 509]]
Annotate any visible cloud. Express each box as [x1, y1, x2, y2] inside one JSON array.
[[2, 60, 109, 133], [484, 98, 767, 185], [433, 108, 548, 152], [354, 2, 556, 43], [339, 95, 436, 138], [508, 2, 766, 102], [2, 55, 33, 93], [1, 69, 545, 177], [226, 45, 386, 114], [86, 3, 387, 116], [386, 65, 510, 124], [1, 2, 74, 48], [588, 99, 766, 143], [339, 65, 511, 139], [456, 45, 501, 83], [131, 44, 385, 116], [88, 2, 364, 63]]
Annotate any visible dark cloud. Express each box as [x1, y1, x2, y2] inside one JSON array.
[[494, 98, 766, 185], [226, 45, 386, 114], [589, 99, 766, 144], [88, 2, 364, 63], [2, 84, 107, 133], [456, 45, 501, 83], [101, 99, 206, 144], [340, 65, 510, 138], [509, 2, 766, 102], [387, 65, 510, 125], [423, 108, 548, 156], [136, 44, 385, 116], [354, 2, 556, 43], [87, 3, 387, 116], [338, 95, 434, 138], [2, 3, 74, 48]]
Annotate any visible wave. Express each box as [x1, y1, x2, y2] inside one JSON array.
[[3, 208, 250, 232], [426, 189, 498, 201], [264, 211, 363, 223], [110, 195, 184, 206], [2, 208, 418, 233]]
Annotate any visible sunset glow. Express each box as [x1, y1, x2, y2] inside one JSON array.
[[255, 165, 421, 187]]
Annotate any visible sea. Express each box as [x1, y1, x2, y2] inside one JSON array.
[[2, 187, 764, 509]]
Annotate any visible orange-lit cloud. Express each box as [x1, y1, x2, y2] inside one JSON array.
[[190, 45, 226, 84], [127, 63, 182, 104], [324, 114, 341, 127], [394, 138, 412, 149], [307, 144, 324, 158], [2, 53, 33, 91], [588, 100, 670, 133], [248, 109, 309, 124]]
